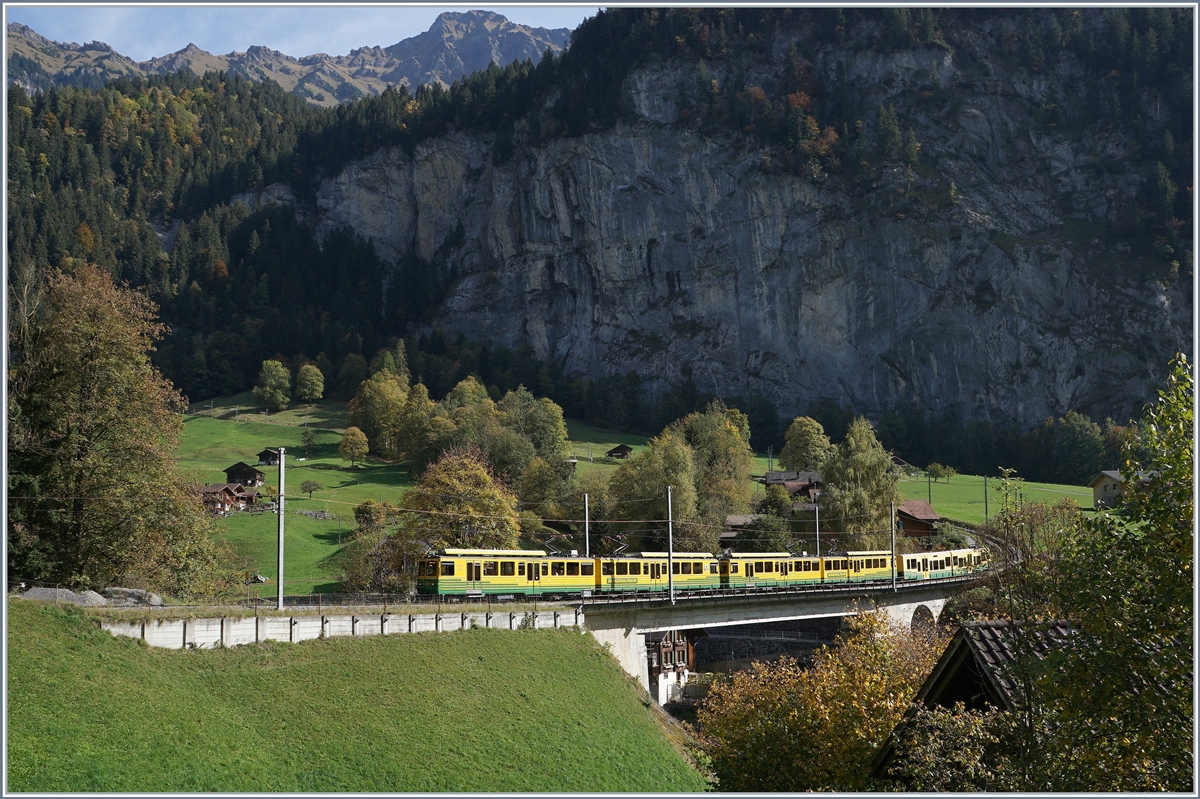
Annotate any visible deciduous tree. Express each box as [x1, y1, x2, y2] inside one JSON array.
[[348, 369, 407, 457], [7, 264, 235, 598], [294, 363, 325, 404], [339, 426, 369, 467], [699, 610, 948, 791], [780, 416, 832, 471], [395, 446, 520, 550], [252, 359, 291, 411], [300, 479, 321, 499], [819, 417, 902, 545]]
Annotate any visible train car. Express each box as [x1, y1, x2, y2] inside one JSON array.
[[417, 548, 595, 596], [720, 552, 795, 589], [596, 553, 669, 593], [897, 548, 988, 581], [642, 552, 720, 591], [818, 553, 850, 583], [844, 550, 896, 583]]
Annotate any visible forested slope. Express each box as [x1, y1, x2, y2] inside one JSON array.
[[7, 8, 1193, 469]]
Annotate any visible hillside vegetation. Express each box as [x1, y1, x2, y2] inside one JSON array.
[[7, 599, 709, 792]]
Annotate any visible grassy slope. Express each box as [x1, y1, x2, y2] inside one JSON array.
[[897, 474, 1093, 526], [179, 416, 413, 595], [6, 600, 708, 792]]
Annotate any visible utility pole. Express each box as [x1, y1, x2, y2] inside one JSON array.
[[767, 446, 773, 473], [667, 485, 675, 606], [815, 504, 820, 559], [890, 501, 897, 591], [928, 470, 932, 504], [584, 493, 590, 557], [984, 476, 989, 519], [234, 404, 238, 421], [277, 446, 286, 610], [588, 442, 592, 462]]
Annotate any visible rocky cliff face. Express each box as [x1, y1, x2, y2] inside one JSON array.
[[315, 25, 1191, 429]]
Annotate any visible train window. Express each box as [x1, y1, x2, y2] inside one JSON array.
[[672, 562, 680, 574], [518, 562, 525, 576], [551, 562, 565, 576], [693, 561, 703, 573], [483, 561, 498, 576], [567, 562, 580, 576], [602, 562, 614, 575], [720, 562, 728, 574], [731, 563, 739, 574], [681, 562, 692, 575], [441, 562, 455, 576], [541, 563, 548, 575], [417, 561, 427, 576], [630, 562, 641, 576], [616, 562, 628, 576], [710, 563, 718, 574], [501, 561, 515, 576], [581, 563, 594, 576]]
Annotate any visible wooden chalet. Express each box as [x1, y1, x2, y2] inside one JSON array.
[[606, 443, 633, 459], [871, 620, 1076, 779], [758, 470, 823, 500], [257, 448, 280, 466], [224, 461, 265, 487], [236, 488, 262, 507], [896, 499, 940, 537], [1089, 470, 1151, 509], [200, 483, 243, 515]]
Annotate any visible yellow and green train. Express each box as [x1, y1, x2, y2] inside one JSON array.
[[417, 547, 989, 597]]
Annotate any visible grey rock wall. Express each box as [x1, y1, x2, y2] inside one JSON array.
[[312, 42, 1191, 429]]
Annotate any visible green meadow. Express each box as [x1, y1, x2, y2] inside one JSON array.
[[898, 473, 1093, 527], [179, 415, 414, 595], [180, 406, 1091, 594], [7, 599, 708, 792]]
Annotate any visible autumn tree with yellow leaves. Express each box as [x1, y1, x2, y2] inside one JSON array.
[[697, 609, 948, 791]]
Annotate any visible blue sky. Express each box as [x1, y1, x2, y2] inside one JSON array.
[[5, 5, 600, 62]]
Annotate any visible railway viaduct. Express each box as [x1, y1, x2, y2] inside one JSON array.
[[580, 577, 978, 703]]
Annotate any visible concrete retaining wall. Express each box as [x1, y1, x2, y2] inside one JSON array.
[[101, 608, 586, 650]]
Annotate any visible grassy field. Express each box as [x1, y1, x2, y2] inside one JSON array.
[[180, 410, 1091, 594], [179, 416, 414, 595], [187, 392, 351, 430], [7, 599, 709, 792], [898, 473, 1093, 527]]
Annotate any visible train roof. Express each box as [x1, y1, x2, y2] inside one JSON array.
[[725, 552, 793, 558], [636, 552, 714, 558], [844, 550, 894, 556], [438, 548, 547, 557]]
